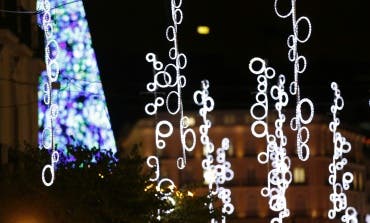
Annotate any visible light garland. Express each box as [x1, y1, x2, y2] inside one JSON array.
[[145, 0, 195, 170], [328, 82, 358, 222], [274, 0, 314, 161], [144, 0, 196, 219], [249, 58, 292, 223], [194, 80, 234, 222], [39, 0, 60, 187]]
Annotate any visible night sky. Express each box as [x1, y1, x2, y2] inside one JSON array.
[[82, 0, 370, 137]]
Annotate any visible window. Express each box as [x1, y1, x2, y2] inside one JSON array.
[[223, 115, 235, 125], [227, 141, 234, 157], [293, 167, 306, 184], [359, 172, 364, 191]]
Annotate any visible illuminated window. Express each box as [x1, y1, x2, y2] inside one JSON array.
[[227, 141, 234, 157], [224, 115, 235, 125], [293, 167, 306, 184], [359, 172, 364, 191]]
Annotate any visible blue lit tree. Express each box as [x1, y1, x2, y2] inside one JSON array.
[[37, 0, 117, 155]]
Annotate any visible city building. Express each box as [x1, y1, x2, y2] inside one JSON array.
[[0, 0, 44, 164], [122, 109, 369, 223]]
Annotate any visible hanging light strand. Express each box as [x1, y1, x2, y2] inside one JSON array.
[[274, 0, 314, 161], [328, 82, 358, 222], [40, 0, 60, 187], [249, 58, 292, 223], [194, 80, 234, 222], [144, 0, 196, 170], [144, 0, 195, 220]]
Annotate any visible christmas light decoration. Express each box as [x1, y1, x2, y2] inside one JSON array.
[[194, 80, 234, 222], [328, 82, 358, 222], [144, 0, 195, 219], [38, 0, 60, 187], [274, 0, 314, 161], [145, 0, 196, 170], [249, 58, 292, 223], [37, 0, 117, 162]]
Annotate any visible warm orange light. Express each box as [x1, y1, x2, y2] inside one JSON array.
[[197, 26, 210, 35], [311, 209, 318, 218], [236, 148, 244, 158]]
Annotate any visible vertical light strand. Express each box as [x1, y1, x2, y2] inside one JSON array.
[[328, 82, 358, 222], [144, 0, 195, 219], [194, 80, 234, 222], [39, 0, 60, 187], [274, 0, 314, 161], [144, 0, 196, 170], [249, 58, 292, 223]]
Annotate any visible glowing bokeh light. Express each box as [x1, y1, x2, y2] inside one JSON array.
[[197, 25, 210, 35]]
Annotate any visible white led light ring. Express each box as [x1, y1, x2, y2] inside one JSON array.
[[45, 39, 59, 61], [42, 127, 52, 149], [274, 0, 293, 18], [165, 91, 181, 115], [41, 150, 59, 187], [251, 120, 268, 138], [147, 156, 160, 181], [297, 98, 314, 125], [249, 57, 266, 75], [47, 60, 60, 82], [155, 120, 174, 149], [295, 16, 312, 43], [145, 97, 165, 115]]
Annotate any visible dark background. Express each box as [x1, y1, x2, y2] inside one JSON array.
[[82, 0, 370, 137]]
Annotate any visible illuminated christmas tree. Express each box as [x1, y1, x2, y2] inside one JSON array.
[[37, 0, 116, 155]]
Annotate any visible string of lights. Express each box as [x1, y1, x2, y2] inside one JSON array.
[[144, 0, 196, 170], [39, 0, 60, 187], [249, 58, 292, 223], [274, 0, 314, 161], [328, 82, 358, 222], [194, 80, 234, 222]]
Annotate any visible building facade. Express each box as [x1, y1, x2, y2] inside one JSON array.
[[0, 0, 44, 164], [123, 110, 369, 223]]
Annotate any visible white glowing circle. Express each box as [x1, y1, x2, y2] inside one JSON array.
[[147, 156, 160, 181], [41, 164, 54, 187], [155, 120, 174, 149], [249, 57, 266, 75]]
